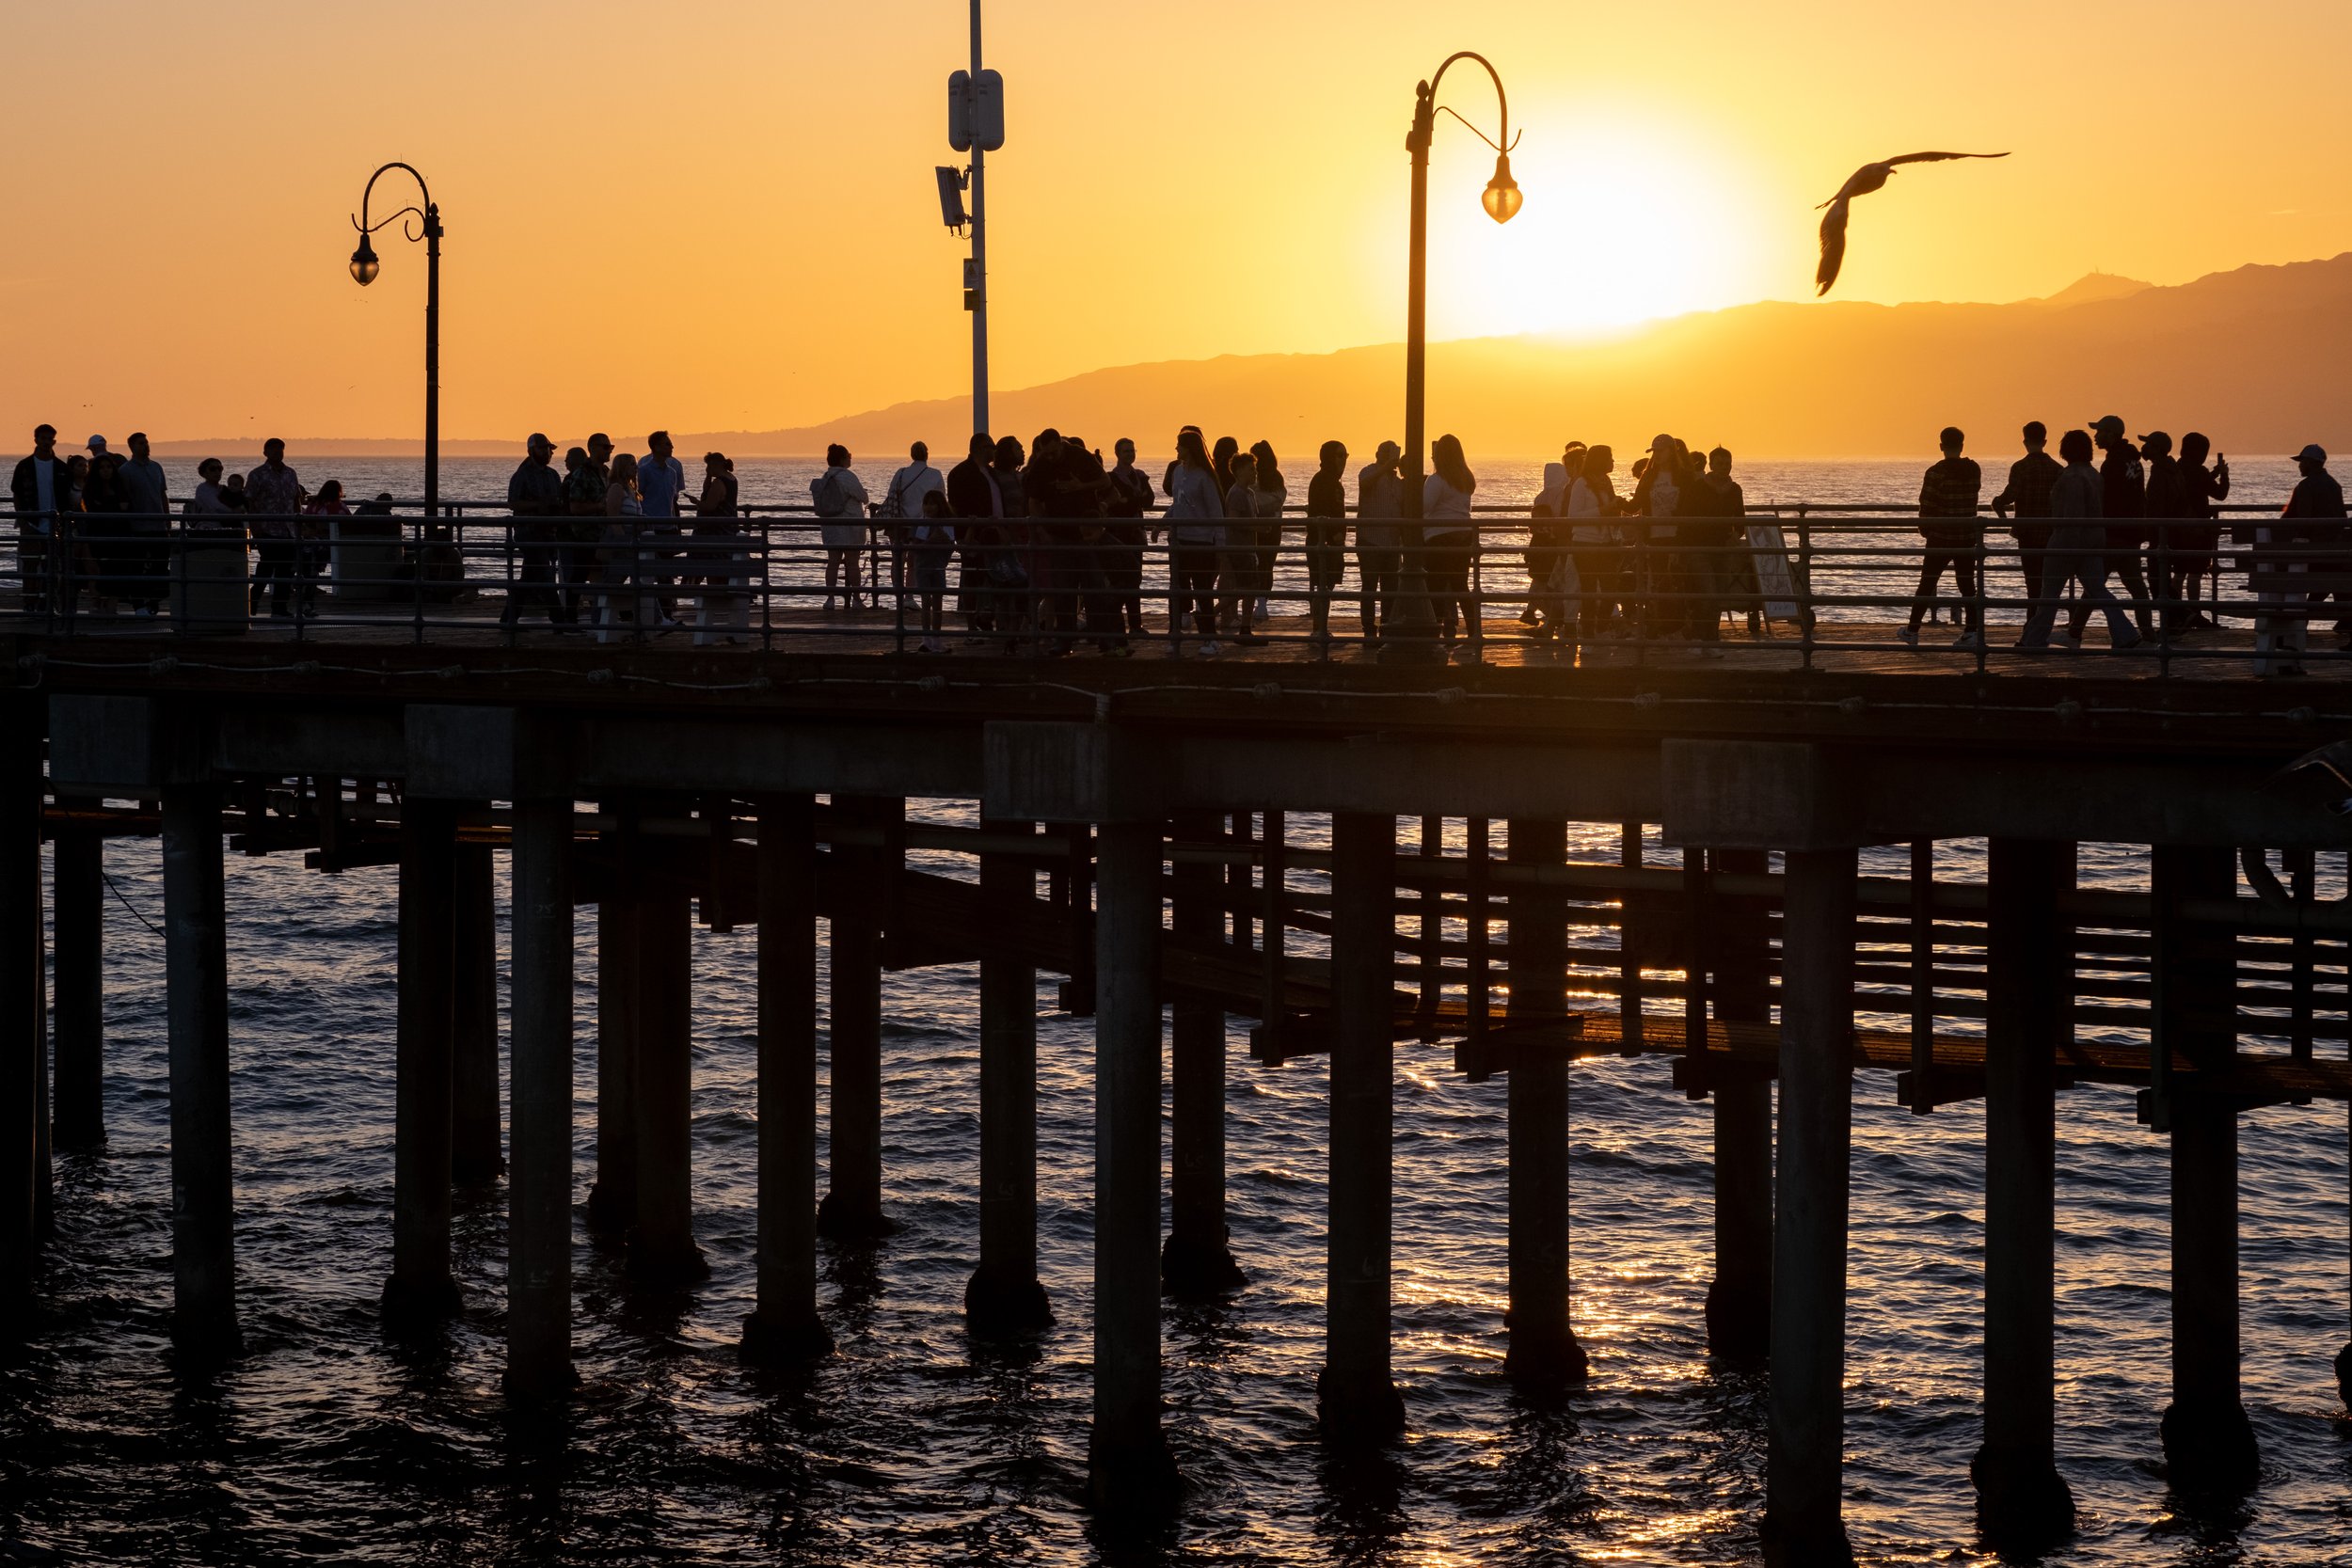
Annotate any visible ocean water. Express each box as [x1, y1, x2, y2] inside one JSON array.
[[3, 460, 2346, 1567]]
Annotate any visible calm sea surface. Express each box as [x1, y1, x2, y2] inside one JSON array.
[[3, 457, 2344, 1566]]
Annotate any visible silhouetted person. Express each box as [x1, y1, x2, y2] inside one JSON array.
[[11, 424, 65, 614], [879, 441, 943, 608], [1356, 440, 1404, 644], [1567, 443, 1624, 641], [911, 490, 956, 654], [2021, 428, 2138, 651], [246, 437, 305, 619], [1423, 433, 1481, 657], [2171, 433, 2230, 632], [504, 432, 575, 628], [1104, 437, 1152, 640], [2273, 444, 2347, 664], [1902, 426, 1983, 649], [812, 444, 869, 609], [639, 430, 689, 610], [119, 431, 170, 615], [1689, 446, 1752, 641], [1527, 443, 1580, 638], [1165, 427, 1225, 654], [2069, 415, 2149, 642], [1248, 439, 1285, 623], [947, 432, 1003, 635], [2139, 431, 2188, 637], [990, 436, 1030, 644], [1992, 421, 2062, 640], [1305, 439, 1348, 650], [1220, 449, 1271, 646]]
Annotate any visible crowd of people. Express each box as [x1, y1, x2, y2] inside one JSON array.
[[9, 418, 2346, 673]]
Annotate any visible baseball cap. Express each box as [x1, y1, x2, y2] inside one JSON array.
[[527, 432, 555, 451], [1375, 440, 1402, 461], [2090, 415, 2126, 439], [2295, 443, 2328, 466], [2136, 431, 2172, 455], [1647, 433, 1677, 451], [87, 435, 107, 452]]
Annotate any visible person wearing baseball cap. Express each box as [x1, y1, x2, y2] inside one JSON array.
[[2291, 444, 2349, 652], [503, 431, 577, 629], [2070, 413, 2152, 643]]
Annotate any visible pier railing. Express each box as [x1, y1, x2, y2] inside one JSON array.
[[5, 503, 2343, 675]]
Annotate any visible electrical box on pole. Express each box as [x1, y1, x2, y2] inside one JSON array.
[[947, 69, 1006, 152]]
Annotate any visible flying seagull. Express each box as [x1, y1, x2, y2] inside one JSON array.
[[1816, 151, 2010, 295]]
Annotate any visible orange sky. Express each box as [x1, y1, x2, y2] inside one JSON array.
[[3, 0, 2346, 446]]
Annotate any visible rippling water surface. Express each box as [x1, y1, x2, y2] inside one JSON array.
[[4, 459, 2346, 1566]]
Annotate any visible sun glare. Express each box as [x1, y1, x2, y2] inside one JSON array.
[[1421, 106, 1768, 340]]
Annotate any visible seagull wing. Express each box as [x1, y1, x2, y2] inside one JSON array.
[[1817, 196, 1851, 296], [1883, 150, 2010, 167]]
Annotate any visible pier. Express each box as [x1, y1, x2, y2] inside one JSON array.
[[7, 511, 2352, 1561]]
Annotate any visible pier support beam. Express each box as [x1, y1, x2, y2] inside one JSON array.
[[451, 842, 503, 1188], [2339, 1101, 2352, 1409], [1320, 812, 1406, 1437], [2154, 843, 2259, 1491], [1164, 809, 1243, 1296], [818, 797, 894, 1243], [629, 883, 707, 1284], [585, 817, 638, 1234], [505, 796, 576, 1397], [1505, 817, 1585, 1386], [163, 782, 239, 1357], [1764, 847, 1857, 1568], [50, 800, 105, 1152], [742, 794, 832, 1362], [1707, 849, 1774, 1362], [386, 797, 462, 1325], [1973, 838, 2075, 1548], [968, 821, 1052, 1335], [1088, 818, 1179, 1515], [1, 742, 41, 1326]]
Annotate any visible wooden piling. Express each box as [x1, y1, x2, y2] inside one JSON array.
[[969, 819, 1052, 1334], [1165, 809, 1244, 1296], [505, 796, 575, 1396], [163, 783, 239, 1357], [742, 794, 832, 1362], [1764, 847, 1857, 1568], [1319, 813, 1406, 1437], [1087, 818, 1179, 1514], [450, 841, 503, 1187], [1706, 848, 1772, 1361], [385, 796, 462, 1324], [817, 796, 894, 1242], [1973, 838, 2075, 1547], [629, 882, 707, 1283], [1504, 817, 1584, 1386], [585, 805, 639, 1234], [1, 743, 41, 1324], [49, 800, 105, 1151]]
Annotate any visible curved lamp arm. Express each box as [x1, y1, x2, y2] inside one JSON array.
[[1415, 52, 1523, 223], [349, 162, 441, 284]]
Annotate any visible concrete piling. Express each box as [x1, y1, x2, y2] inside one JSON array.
[[162, 783, 240, 1357], [817, 796, 893, 1243], [1319, 812, 1406, 1437], [1973, 838, 2075, 1547], [1764, 847, 1858, 1568], [968, 820, 1052, 1335], [450, 841, 504, 1187], [49, 800, 105, 1152], [385, 797, 462, 1325], [742, 794, 833, 1363], [1165, 809, 1244, 1296], [628, 881, 707, 1283], [1504, 817, 1585, 1386], [1087, 818, 1179, 1514], [505, 796, 575, 1397]]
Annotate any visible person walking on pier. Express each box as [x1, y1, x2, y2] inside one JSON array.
[[1423, 433, 1481, 657], [1356, 440, 1405, 646], [2172, 433, 2230, 632], [2070, 415, 2150, 643], [503, 433, 575, 630], [1165, 427, 1225, 654], [1992, 421, 2062, 639], [2021, 428, 2138, 651], [246, 438, 305, 620], [1104, 437, 1152, 640], [1901, 426, 1984, 650]]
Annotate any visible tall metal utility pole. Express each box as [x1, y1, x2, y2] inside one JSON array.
[[967, 0, 989, 436]]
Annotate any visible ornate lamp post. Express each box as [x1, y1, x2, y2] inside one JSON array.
[[349, 163, 442, 526], [1391, 53, 1521, 656]]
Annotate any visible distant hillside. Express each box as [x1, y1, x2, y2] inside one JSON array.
[[712, 254, 2352, 460]]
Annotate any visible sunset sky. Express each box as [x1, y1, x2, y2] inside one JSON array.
[[3, 0, 2346, 446]]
